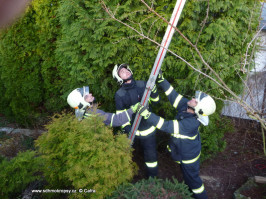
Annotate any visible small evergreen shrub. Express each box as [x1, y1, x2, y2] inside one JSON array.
[[35, 112, 137, 199], [200, 113, 234, 161], [0, 150, 42, 198], [110, 177, 193, 199]]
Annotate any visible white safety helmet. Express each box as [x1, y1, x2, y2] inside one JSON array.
[[193, 91, 216, 126], [67, 86, 91, 110], [194, 91, 216, 117], [112, 63, 133, 85]]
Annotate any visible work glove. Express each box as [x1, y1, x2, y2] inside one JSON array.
[[84, 112, 93, 119], [157, 69, 164, 83], [137, 105, 151, 119], [131, 102, 141, 113], [149, 84, 159, 104], [151, 84, 157, 94]]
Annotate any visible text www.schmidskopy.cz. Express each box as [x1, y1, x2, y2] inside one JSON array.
[[31, 189, 96, 194]]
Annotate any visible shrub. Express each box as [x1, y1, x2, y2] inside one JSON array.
[[200, 113, 234, 161], [0, 150, 42, 198], [35, 111, 137, 199], [110, 177, 193, 199]]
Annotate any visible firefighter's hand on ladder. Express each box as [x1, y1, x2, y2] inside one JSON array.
[[137, 105, 151, 119], [151, 84, 157, 94], [157, 69, 164, 83]]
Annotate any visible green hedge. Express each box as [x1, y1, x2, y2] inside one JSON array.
[[0, 7, 42, 126], [32, 0, 63, 113]]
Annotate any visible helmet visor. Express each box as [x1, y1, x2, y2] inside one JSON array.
[[83, 86, 90, 96], [197, 115, 209, 126], [76, 86, 91, 109], [117, 64, 129, 73], [78, 86, 89, 97], [195, 91, 208, 102]]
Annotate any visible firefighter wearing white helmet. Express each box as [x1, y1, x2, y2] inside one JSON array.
[[192, 91, 216, 126], [112, 64, 133, 85], [67, 86, 91, 110], [67, 86, 140, 126], [135, 71, 216, 199], [112, 63, 161, 178], [194, 91, 216, 116]]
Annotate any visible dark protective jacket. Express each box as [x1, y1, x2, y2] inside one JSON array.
[[145, 79, 201, 163], [85, 108, 133, 127], [115, 79, 160, 136]]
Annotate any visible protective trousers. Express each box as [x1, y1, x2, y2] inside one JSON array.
[[180, 159, 208, 199], [135, 131, 158, 177]]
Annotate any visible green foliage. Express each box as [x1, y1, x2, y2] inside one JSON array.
[[200, 113, 234, 161], [0, 0, 261, 158], [35, 112, 136, 199], [0, 150, 42, 198], [32, 0, 63, 112], [0, 155, 5, 163], [0, 7, 42, 126], [109, 177, 193, 199], [166, 0, 260, 100], [0, 0, 62, 126]]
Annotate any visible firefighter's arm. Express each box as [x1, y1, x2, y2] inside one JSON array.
[[115, 93, 132, 133], [110, 103, 140, 127], [137, 105, 175, 134], [157, 71, 186, 110], [159, 79, 186, 110]]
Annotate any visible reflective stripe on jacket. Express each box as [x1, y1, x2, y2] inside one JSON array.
[[85, 108, 133, 127], [144, 79, 201, 162], [115, 79, 160, 135]]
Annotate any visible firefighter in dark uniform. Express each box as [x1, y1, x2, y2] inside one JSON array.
[[136, 72, 216, 199], [112, 64, 160, 177], [67, 86, 140, 126]]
